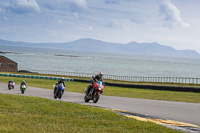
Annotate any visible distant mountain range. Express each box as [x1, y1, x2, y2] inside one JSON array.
[[0, 38, 199, 58]]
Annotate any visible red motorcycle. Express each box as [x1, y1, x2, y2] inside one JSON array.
[[8, 81, 15, 90], [84, 81, 105, 103]]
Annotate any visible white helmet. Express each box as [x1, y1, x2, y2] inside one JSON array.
[[98, 72, 103, 78]]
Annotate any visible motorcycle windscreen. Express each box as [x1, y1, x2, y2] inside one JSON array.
[[58, 83, 65, 90], [22, 85, 26, 88], [98, 81, 103, 90]]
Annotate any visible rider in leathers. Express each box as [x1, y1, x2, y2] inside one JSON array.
[[54, 77, 65, 94], [20, 80, 26, 88], [86, 72, 104, 95]]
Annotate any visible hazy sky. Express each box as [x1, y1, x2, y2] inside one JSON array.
[[0, 0, 200, 52]]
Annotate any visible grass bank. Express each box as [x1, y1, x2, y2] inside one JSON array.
[[2, 71, 200, 87], [1, 76, 200, 103], [0, 93, 181, 133]]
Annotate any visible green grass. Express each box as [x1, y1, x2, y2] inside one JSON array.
[[1, 75, 200, 103], [2, 71, 200, 87], [0, 93, 182, 133]]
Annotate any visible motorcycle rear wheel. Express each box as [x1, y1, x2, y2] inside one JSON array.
[[84, 95, 90, 102]]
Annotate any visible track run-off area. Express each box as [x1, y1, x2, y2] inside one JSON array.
[[0, 83, 200, 132]]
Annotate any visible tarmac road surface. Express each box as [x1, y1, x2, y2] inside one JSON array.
[[0, 83, 200, 126]]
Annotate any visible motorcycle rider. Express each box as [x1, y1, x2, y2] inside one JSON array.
[[8, 80, 14, 84], [20, 80, 26, 88], [86, 72, 104, 95], [8, 80, 15, 88], [54, 77, 65, 94]]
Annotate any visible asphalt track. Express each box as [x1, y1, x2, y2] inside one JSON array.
[[1, 83, 200, 127]]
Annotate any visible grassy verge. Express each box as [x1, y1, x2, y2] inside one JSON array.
[[0, 93, 181, 133], [1, 76, 200, 103], [2, 72, 200, 87]]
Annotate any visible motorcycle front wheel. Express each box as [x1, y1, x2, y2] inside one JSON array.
[[54, 94, 57, 99], [8, 86, 11, 90], [93, 92, 100, 103], [58, 91, 62, 99]]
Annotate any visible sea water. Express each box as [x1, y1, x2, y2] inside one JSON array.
[[1, 45, 200, 78]]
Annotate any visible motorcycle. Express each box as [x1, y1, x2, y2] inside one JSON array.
[[8, 81, 15, 90], [53, 83, 65, 99], [84, 81, 105, 103], [20, 85, 27, 94]]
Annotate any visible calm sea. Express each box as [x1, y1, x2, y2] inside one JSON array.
[[1, 45, 200, 78]]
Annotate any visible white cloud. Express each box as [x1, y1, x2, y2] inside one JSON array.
[[37, 0, 87, 13], [47, 30, 58, 37], [73, 0, 87, 9], [0, 0, 40, 14], [16, 0, 40, 12], [104, 0, 120, 4], [69, 0, 88, 12], [79, 26, 94, 31], [159, 0, 191, 29], [58, 20, 64, 26], [72, 12, 79, 19]]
